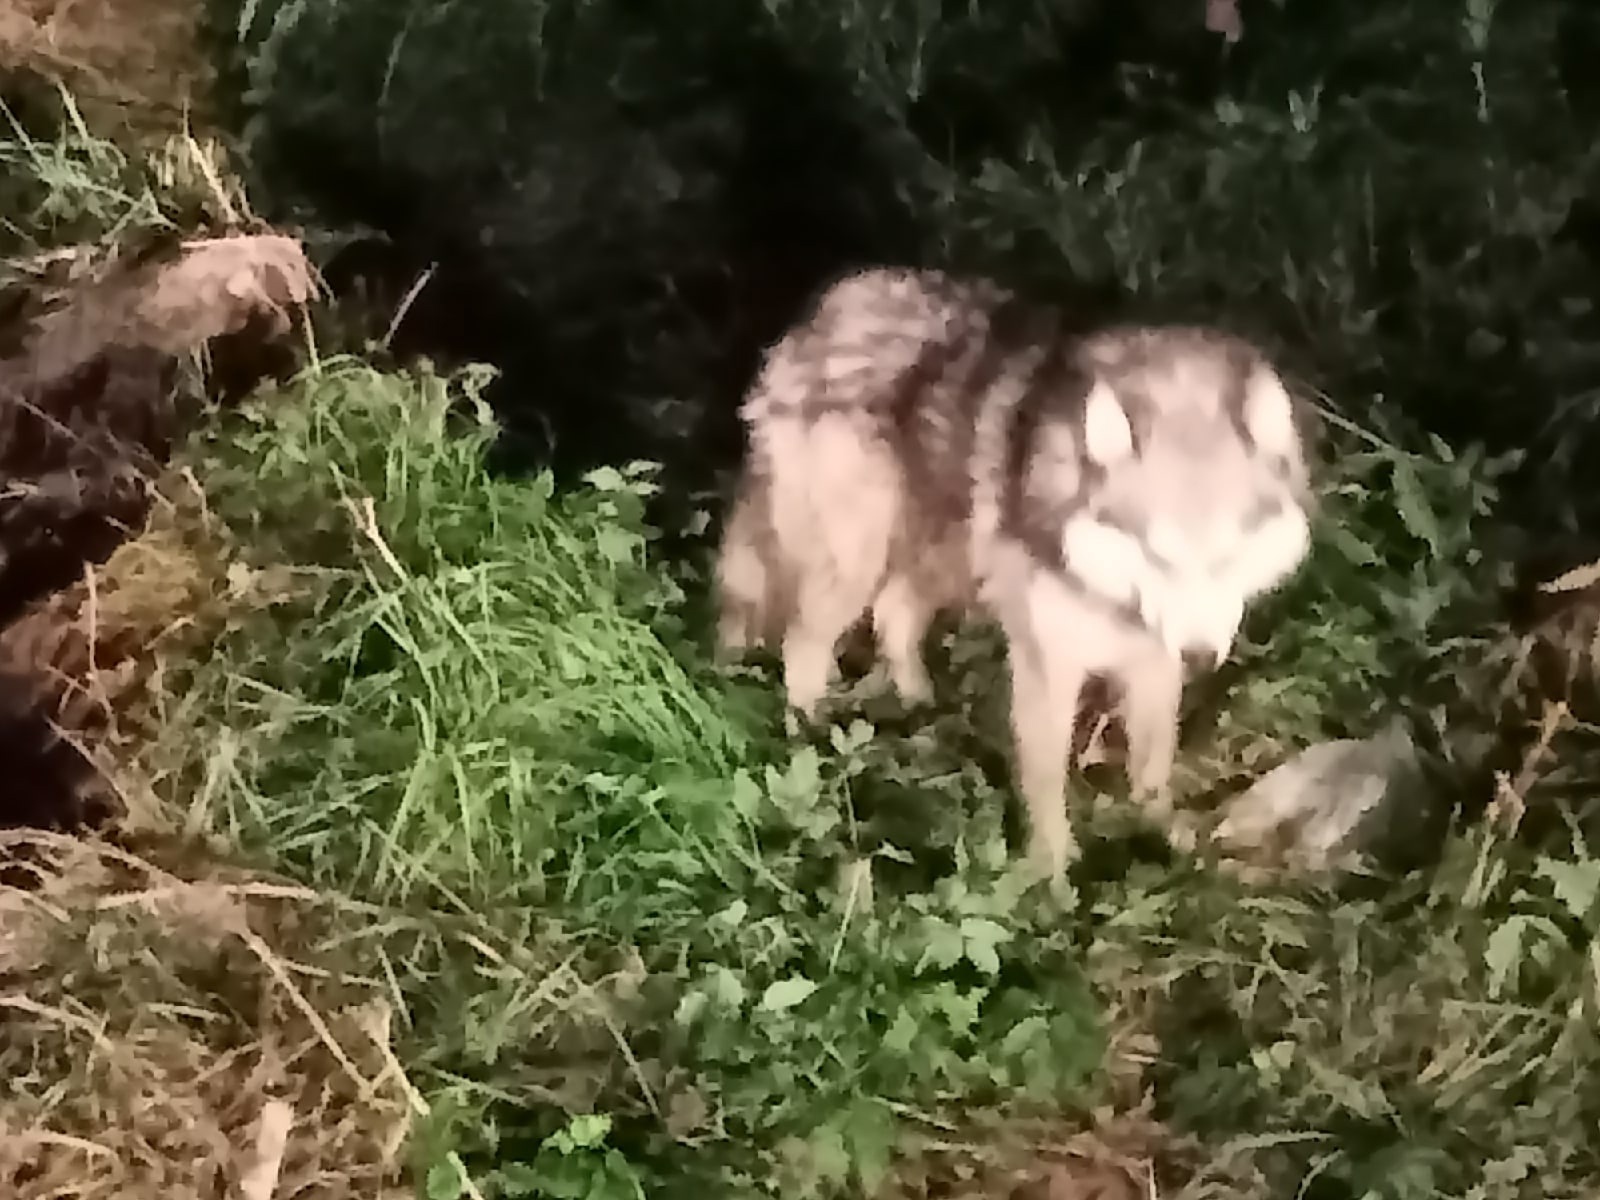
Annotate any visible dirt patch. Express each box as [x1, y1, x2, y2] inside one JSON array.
[[0, 343, 175, 629], [0, 505, 232, 831]]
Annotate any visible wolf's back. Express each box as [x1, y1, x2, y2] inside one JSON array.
[[738, 268, 970, 585]]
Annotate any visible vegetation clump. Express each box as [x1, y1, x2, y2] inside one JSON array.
[[4, 1, 1600, 1198]]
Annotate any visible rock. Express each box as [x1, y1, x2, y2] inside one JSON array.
[[1207, 717, 1430, 873]]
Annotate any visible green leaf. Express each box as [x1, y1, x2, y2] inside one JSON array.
[[760, 976, 818, 1012], [998, 1014, 1048, 1061], [953, 921, 1004, 979], [829, 719, 875, 756], [425, 1161, 465, 1200], [728, 770, 762, 819], [584, 465, 628, 491], [1306, 1058, 1390, 1119], [558, 1113, 612, 1151], [883, 1008, 919, 1055], [709, 966, 747, 1012], [960, 916, 1012, 948], [1484, 915, 1563, 997], [489, 1162, 542, 1197], [1533, 857, 1600, 921], [960, 915, 1011, 972], [1390, 457, 1442, 556], [936, 985, 983, 1036], [675, 990, 708, 1028], [845, 1102, 897, 1192], [807, 1125, 852, 1187], [783, 746, 822, 800], [915, 918, 966, 974], [766, 748, 826, 814], [964, 937, 1001, 976], [595, 525, 640, 564], [875, 841, 915, 865], [1328, 524, 1381, 567]]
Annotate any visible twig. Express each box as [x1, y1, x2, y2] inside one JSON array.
[[238, 1098, 293, 1200], [383, 264, 437, 350], [233, 920, 378, 1102]]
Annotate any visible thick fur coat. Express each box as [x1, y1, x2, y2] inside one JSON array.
[[717, 266, 1314, 873]]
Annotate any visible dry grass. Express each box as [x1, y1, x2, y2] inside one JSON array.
[[0, 0, 214, 134], [0, 109, 387, 1200], [19, 232, 320, 384], [0, 831, 415, 1200], [1, 226, 318, 830], [0, 470, 288, 830], [884, 1104, 1198, 1200], [0, 452, 429, 1200], [0, 394, 388, 1198]]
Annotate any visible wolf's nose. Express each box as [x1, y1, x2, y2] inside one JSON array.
[[1181, 646, 1219, 676]]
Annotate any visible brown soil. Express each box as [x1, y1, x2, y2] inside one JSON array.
[[0, 343, 173, 829]]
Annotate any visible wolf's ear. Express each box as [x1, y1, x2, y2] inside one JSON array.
[[1243, 367, 1297, 457], [1083, 379, 1134, 466]]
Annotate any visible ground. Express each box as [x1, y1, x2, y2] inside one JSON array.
[[3, 3, 1600, 1199]]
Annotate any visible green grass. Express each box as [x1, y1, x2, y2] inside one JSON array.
[[143, 357, 1116, 1198], [8, 4, 1600, 1195], [119, 348, 1594, 1199]]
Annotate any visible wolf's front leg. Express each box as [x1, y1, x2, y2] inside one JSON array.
[[1008, 636, 1084, 878], [1119, 647, 1185, 822]]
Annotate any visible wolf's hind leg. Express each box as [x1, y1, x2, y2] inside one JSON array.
[[783, 572, 876, 717], [767, 414, 901, 718], [714, 484, 779, 658], [870, 571, 936, 705]]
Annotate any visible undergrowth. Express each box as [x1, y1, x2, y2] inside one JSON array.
[[116, 351, 1597, 1199], [141, 358, 1115, 1198], [6, 3, 1600, 1198]]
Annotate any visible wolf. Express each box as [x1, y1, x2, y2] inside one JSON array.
[[716, 266, 1314, 874]]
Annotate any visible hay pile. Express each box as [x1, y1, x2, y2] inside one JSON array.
[[0, 0, 213, 133], [0, 233, 315, 828], [0, 832, 415, 1200], [0, 209, 411, 1200]]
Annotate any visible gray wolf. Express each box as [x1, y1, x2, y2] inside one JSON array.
[[716, 266, 1313, 874]]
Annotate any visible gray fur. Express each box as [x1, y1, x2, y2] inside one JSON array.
[[716, 266, 1313, 876]]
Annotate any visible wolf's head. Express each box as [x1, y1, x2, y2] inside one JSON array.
[[1058, 331, 1313, 668]]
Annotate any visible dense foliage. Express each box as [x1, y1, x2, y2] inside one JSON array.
[[6, 0, 1600, 1196], [219, 0, 1600, 537]]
